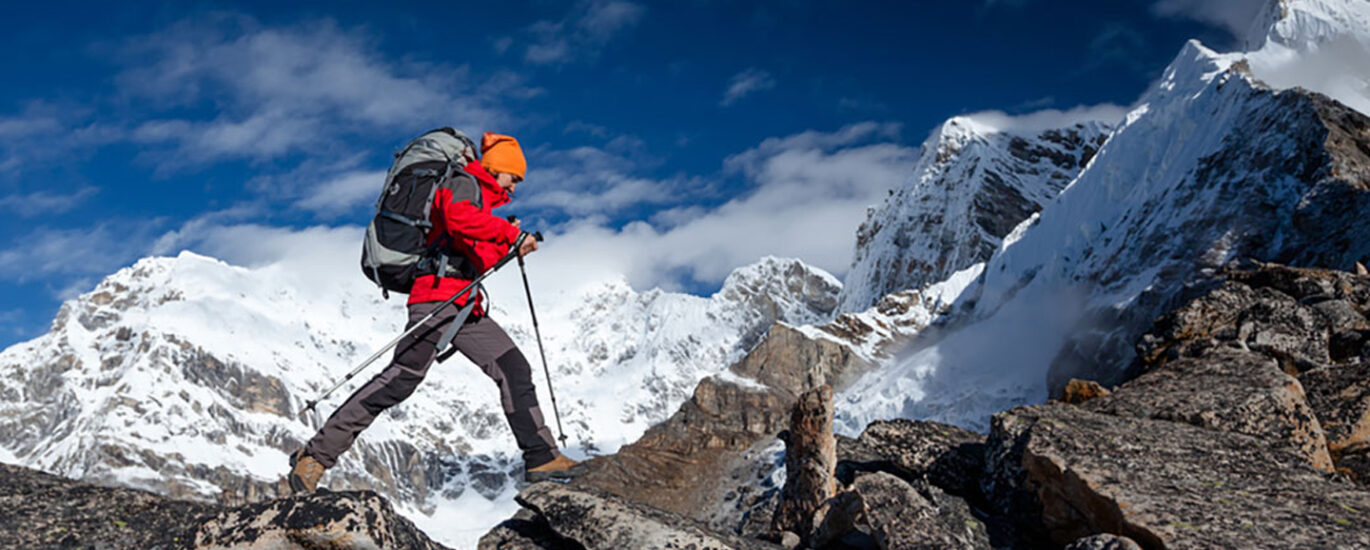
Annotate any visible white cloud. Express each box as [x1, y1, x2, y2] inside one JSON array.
[[0, 187, 99, 217], [154, 221, 360, 270], [0, 223, 159, 283], [518, 144, 695, 217], [1151, 0, 1267, 40], [9, 123, 914, 314], [534, 123, 918, 290], [294, 170, 386, 216], [523, 0, 646, 65], [0, 308, 27, 337], [0, 112, 63, 139], [114, 15, 525, 166], [0, 103, 116, 176], [958, 103, 1130, 134], [720, 68, 777, 107]]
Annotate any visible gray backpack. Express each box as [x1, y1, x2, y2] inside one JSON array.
[[361, 127, 479, 298]]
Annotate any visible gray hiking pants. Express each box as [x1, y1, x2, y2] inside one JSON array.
[[304, 301, 558, 469]]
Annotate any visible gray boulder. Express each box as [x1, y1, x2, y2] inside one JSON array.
[[0, 462, 451, 550], [0, 463, 212, 549], [849, 472, 989, 550], [1084, 349, 1333, 471], [514, 482, 782, 550], [1300, 362, 1370, 457], [985, 403, 1370, 548], [850, 418, 985, 498], [478, 508, 580, 550], [193, 489, 449, 549]]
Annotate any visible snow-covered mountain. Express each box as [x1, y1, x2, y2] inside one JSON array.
[[0, 251, 839, 548], [6, 1, 1370, 548], [835, 0, 1370, 434], [839, 118, 1111, 313]]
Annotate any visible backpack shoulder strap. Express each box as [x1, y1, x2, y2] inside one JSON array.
[[444, 166, 484, 211]]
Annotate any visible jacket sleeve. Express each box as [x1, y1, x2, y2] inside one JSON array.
[[442, 200, 522, 245]]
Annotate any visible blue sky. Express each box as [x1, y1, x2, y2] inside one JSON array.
[[0, 0, 1260, 347]]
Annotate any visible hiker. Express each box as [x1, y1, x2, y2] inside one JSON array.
[[288, 131, 582, 492]]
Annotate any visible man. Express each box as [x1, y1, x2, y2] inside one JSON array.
[[288, 132, 581, 492]]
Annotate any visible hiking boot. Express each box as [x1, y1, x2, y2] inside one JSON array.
[[288, 449, 326, 493], [524, 453, 585, 482]]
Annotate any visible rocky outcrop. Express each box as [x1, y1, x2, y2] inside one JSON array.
[[578, 322, 868, 525], [485, 482, 782, 550], [985, 403, 1370, 548], [195, 490, 448, 549], [0, 462, 212, 549], [778, 417, 991, 549], [973, 263, 1370, 548], [1301, 363, 1370, 456], [0, 462, 449, 550], [1084, 349, 1333, 471], [847, 471, 989, 550], [848, 418, 984, 499], [770, 386, 837, 545], [1136, 261, 1370, 479]]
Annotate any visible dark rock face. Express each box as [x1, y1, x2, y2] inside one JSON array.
[[0, 462, 450, 550], [478, 508, 582, 550], [1301, 363, 1370, 456], [848, 418, 985, 500], [847, 472, 990, 550], [499, 482, 781, 550], [1136, 262, 1370, 479], [985, 403, 1370, 548], [0, 462, 212, 549]]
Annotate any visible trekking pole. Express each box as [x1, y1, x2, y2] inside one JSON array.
[[516, 240, 569, 448], [298, 238, 530, 418]]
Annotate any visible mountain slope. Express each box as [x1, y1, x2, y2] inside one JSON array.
[[835, 0, 1370, 433], [0, 251, 839, 548], [838, 118, 1111, 313]]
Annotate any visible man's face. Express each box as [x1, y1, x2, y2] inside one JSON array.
[[495, 171, 520, 193]]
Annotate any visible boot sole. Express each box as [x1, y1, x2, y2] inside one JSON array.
[[524, 470, 575, 483], [288, 473, 311, 493], [524, 464, 587, 483]]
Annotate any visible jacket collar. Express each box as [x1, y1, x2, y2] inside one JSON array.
[[464, 159, 511, 208]]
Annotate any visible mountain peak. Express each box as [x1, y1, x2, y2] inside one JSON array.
[[1248, 0, 1370, 51]]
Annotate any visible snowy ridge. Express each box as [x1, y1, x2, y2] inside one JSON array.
[[835, 1, 1370, 434], [1245, 0, 1370, 115], [0, 251, 840, 548], [837, 115, 1111, 313]]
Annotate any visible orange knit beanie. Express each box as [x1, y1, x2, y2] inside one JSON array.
[[481, 132, 527, 180]]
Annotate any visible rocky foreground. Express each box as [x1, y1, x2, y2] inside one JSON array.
[[0, 462, 449, 549], [483, 261, 1370, 549]]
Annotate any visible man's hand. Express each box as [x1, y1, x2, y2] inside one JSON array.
[[517, 232, 539, 257]]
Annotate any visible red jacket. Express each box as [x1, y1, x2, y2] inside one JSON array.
[[408, 159, 522, 311]]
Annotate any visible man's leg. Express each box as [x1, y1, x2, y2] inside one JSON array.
[[452, 316, 558, 468], [302, 301, 452, 468]]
